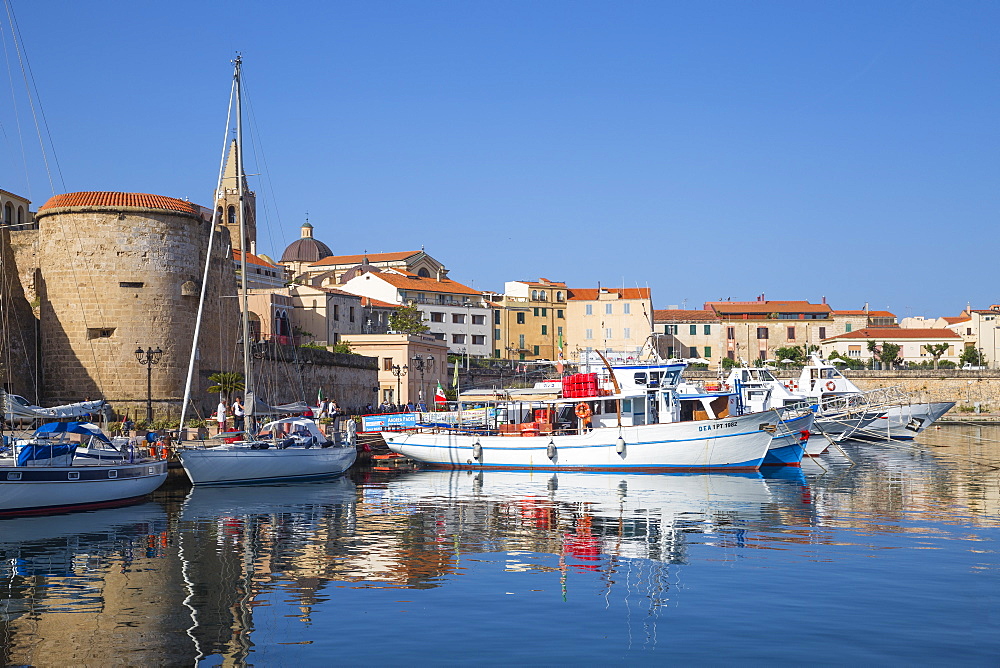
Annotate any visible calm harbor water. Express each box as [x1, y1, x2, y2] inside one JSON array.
[[2, 426, 998, 666]]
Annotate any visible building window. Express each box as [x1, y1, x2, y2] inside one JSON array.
[[86, 327, 115, 339], [623, 328, 631, 339], [519, 334, 525, 349], [727, 327, 735, 340], [727, 350, 735, 360], [496, 349, 501, 357], [690, 347, 699, 358], [495, 328, 501, 340], [757, 328, 768, 339], [541, 308, 547, 316], [532, 290, 538, 300], [605, 328, 612, 339], [585, 329, 593, 340], [967, 328, 973, 335], [472, 314, 486, 325], [787, 327, 796, 340], [433, 332, 445, 340], [472, 335, 486, 345], [452, 334, 466, 344], [430, 312, 444, 322], [333, 305, 339, 321], [704, 325, 711, 335], [557, 310, 564, 318], [623, 303, 631, 315], [119, 281, 144, 288], [383, 357, 393, 371], [667, 346, 675, 358], [605, 304, 613, 315], [819, 327, 826, 339], [689, 324, 697, 336], [665, 325, 678, 335], [557, 327, 563, 337], [452, 313, 465, 324], [586, 304, 593, 316], [846, 323, 852, 333], [533, 308, 539, 317], [533, 345, 540, 355], [704, 346, 712, 358], [494, 311, 501, 325], [557, 291, 564, 301], [541, 325, 548, 335], [350, 306, 355, 322], [516, 312, 525, 325]]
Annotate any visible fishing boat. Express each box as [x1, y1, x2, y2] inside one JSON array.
[[383, 361, 784, 471], [0, 421, 167, 516], [174, 56, 355, 485], [782, 356, 955, 440]]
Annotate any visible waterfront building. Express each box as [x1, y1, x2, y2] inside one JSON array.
[[651, 309, 720, 364], [563, 287, 653, 361], [338, 267, 491, 358], [278, 219, 333, 277], [829, 309, 897, 337], [234, 249, 287, 290], [485, 278, 567, 361], [946, 306, 1000, 368], [820, 327, 963, 366], [287, 248, 447, 287], [704, 299, 833, 363], [340, 333, 448, 405]]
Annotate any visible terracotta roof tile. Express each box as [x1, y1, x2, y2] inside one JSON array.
[[832, 310, 896, 318], [362, 272, 481, 296], [39, 191, 201, 216], [310, 250, 422, 267], [567, 287, 651, 300], [234, 249, 278, 269], [943, 316, 971, 324], [652, 309, 719, 322], [360, 296, 400, 309], [707, 300, 832, 315], [824, 328, 960, 341]]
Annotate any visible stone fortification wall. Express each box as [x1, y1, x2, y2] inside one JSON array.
[[0, 227, 38, 398], [36, 201, 238, 406], [8, 228, 38, 315]]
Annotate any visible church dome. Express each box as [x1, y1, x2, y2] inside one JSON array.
[[280, 220, 333, 263]]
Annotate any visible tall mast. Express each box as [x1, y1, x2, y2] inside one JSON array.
[[235, 55, 253, 426]]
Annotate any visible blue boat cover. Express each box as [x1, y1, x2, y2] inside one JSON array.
[[16, 443, 76, 466], [32, 421, 113, 445]]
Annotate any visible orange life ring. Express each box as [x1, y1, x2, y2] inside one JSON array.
[[574, 402, 592, 422], [825, 381, 836, 391]]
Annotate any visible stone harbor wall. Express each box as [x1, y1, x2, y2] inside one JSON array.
[[0, 227, 38, 399]]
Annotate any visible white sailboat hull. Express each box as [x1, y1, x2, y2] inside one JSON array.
[[0, 460, 168, 515], [176, 444, 356, 485], [383, 411, 780, 471], [862, 401, 956, 440]]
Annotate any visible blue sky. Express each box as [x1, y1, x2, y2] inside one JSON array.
[[2, 1, 997, 318]]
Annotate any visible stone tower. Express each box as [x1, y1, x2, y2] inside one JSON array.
[[0, 223, 38, 399], [35, 192, 239, 413], [215, 139, 256, 254]]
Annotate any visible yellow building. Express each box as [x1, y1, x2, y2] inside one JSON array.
[[487, 278, 567, 361], [564, 287, 653, 360]]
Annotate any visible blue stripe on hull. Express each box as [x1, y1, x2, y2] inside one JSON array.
[[762, 443, 805, 466], [417, 457, 764, 472]]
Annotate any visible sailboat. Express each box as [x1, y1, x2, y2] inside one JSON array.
[[175, 56, 356, 485]]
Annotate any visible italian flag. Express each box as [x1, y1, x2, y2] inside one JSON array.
[[434, 381, 448, 408]]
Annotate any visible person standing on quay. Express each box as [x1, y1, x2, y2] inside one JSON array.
[[216, 400, 227, 435], [232, 396, 245, 432]]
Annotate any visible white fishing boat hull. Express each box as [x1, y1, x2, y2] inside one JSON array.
[[176, 444, 357, 485], [859, 401, 955, 440], [0, 459, 168, 515], [383, 410, 780, 471]]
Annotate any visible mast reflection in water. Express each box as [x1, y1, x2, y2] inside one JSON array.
[[0, 426, 998, 665]]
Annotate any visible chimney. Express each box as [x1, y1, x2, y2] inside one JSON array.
[[822, 296, 826, 304], [436, 267, 443, 282]]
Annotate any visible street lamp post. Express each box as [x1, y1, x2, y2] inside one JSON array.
[[134, 346, 163, 425], [391, 363, 408, 405], [411, 354, 435, 405]]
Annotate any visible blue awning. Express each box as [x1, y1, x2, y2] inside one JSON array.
[[32, 421, 112, 445]]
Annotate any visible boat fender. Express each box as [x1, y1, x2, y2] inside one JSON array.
[[826, 381, 836, 391], [799, 430, 810, 442], [615, 436, 626, 456], [546, 440, 556, 460], [473, 441, 483, 461]]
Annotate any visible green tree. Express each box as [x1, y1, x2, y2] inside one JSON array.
[[774, 346, 805, 364], [388, 304, 430, 334], [330, 341, 355, 354], [922, 343, 950, 369], [960, 346, 984, 367], [867, 340, 901, 369], [207, 372, 245, 402]]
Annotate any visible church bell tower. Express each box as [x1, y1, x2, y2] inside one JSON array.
[[215, 139, 257, 254]]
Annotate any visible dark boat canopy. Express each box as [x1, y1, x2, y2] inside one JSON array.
[[32, 421, 112, 445]]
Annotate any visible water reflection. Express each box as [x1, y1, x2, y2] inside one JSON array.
[[0, 427, 997, 665]]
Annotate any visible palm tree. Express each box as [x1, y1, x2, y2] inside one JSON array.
[[207, 372, 245, 402]]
